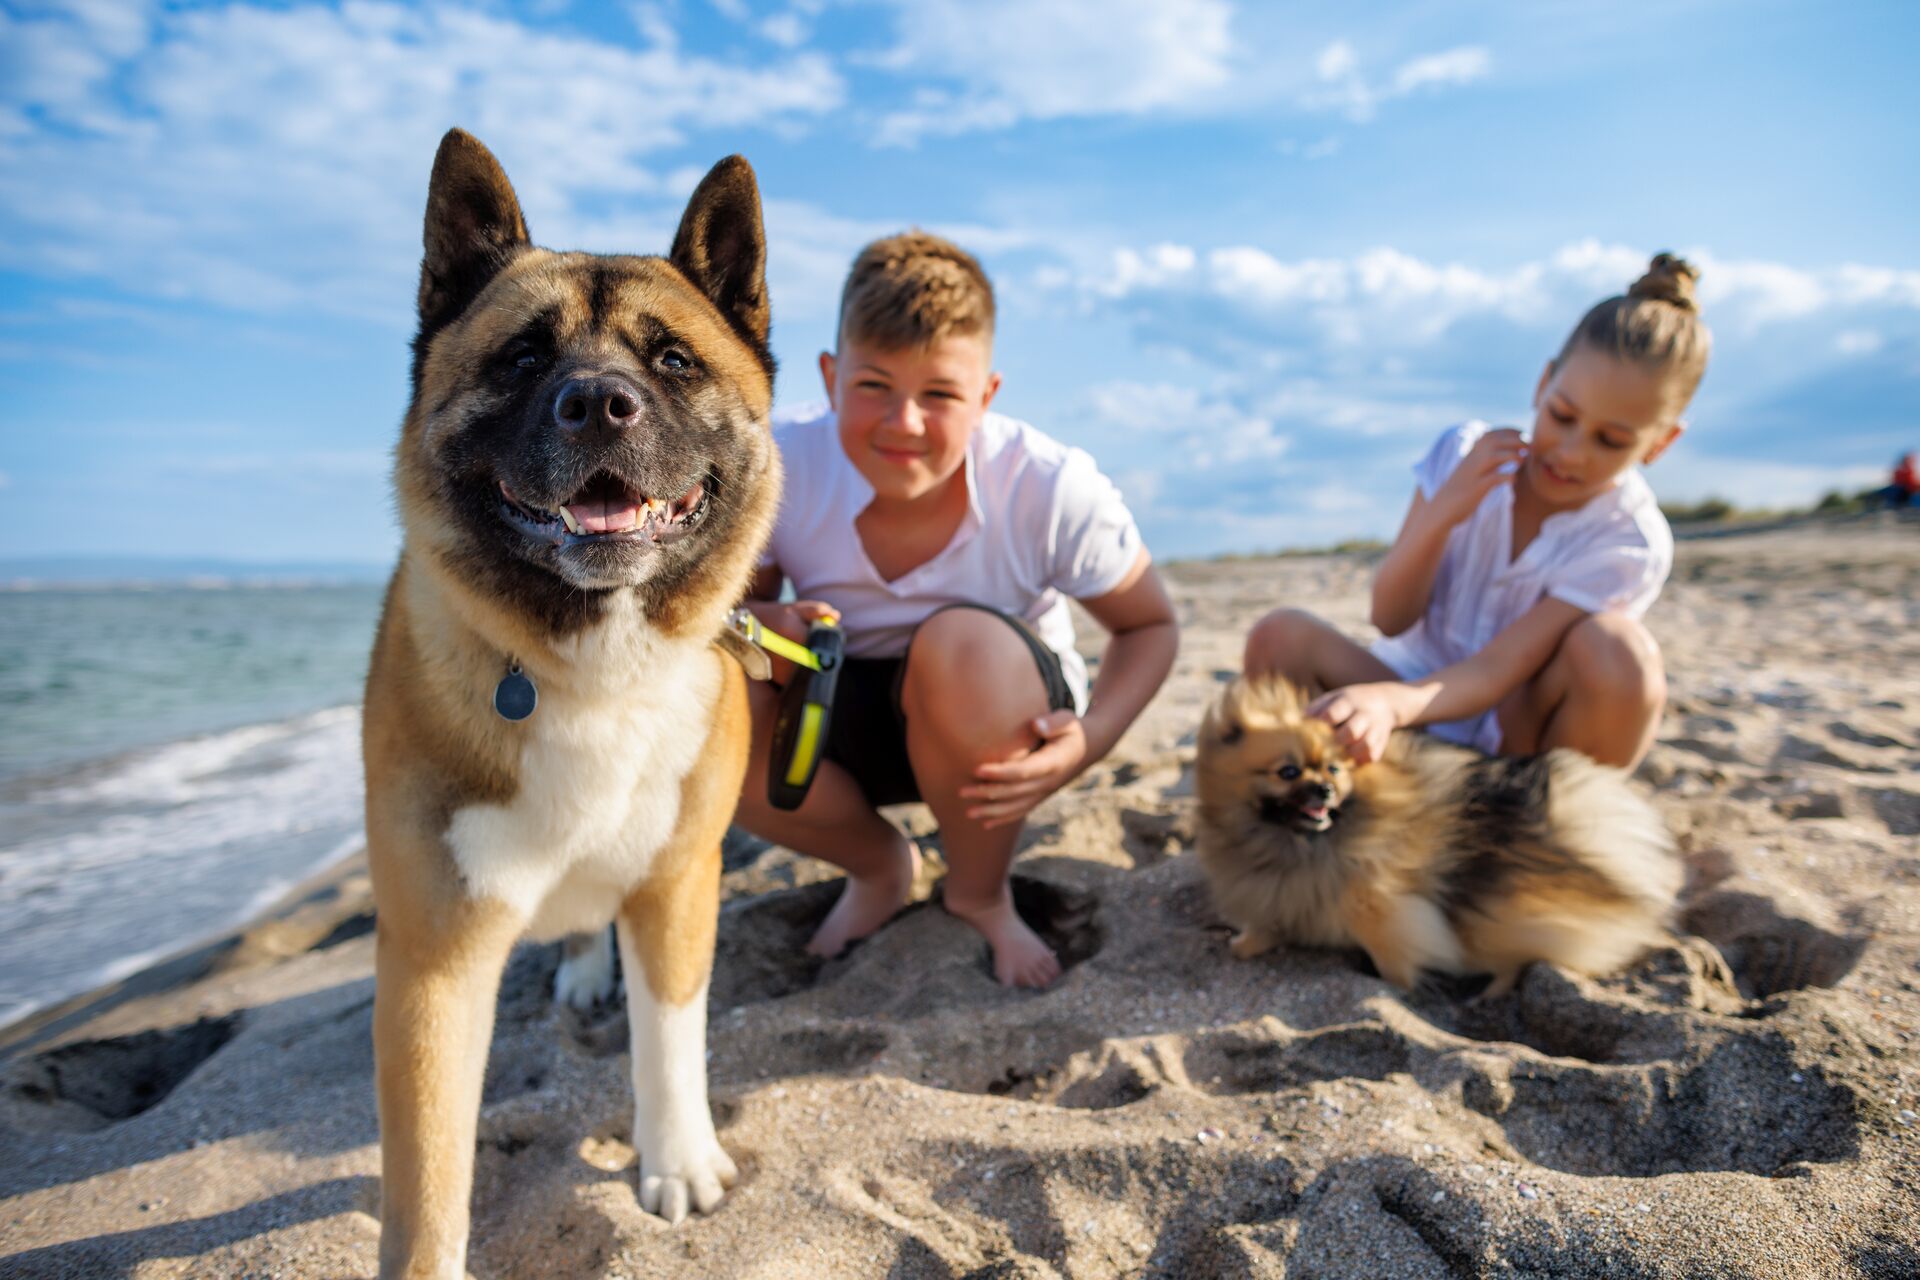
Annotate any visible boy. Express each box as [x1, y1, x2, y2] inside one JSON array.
[[736, 232, 1177, 988]]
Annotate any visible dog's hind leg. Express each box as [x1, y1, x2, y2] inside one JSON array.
[[554, 926, 619, 1010], [1347, 888, 1465, 993], [374, 888, 523, 1280], [1229, 924, 1283, 959]]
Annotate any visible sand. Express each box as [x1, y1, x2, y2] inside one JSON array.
[[3, 518, 1918, 1278]]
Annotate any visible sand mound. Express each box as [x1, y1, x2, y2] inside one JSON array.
[[4, 524, 1918, 1278]]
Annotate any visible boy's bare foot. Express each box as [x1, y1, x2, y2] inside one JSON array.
[[944, 891, 1062, 988], [807, 839, 920, 958]]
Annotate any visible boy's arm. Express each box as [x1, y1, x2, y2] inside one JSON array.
[[1372, 428, 1528, 636], [1312, 596, 1586, 762], [1075, 551, 1179, 765], [746, 564, 783, 602], [961, 550, 1178, 828]]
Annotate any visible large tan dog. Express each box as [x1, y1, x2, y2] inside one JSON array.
[[362, 129, 779, 1278]]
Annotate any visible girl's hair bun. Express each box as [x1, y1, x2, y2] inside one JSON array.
[[1628, 252, 1700, 313]]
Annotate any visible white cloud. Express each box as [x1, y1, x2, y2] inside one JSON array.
[[1834, 329, 1884, 356], [0, 1, 844, 319], [759, 12, 810, 47], [869, 0, 1232, 145], [1308, 39, 1491, 122], [1391, 46, 1491, 95], [1077, 237, 1920, 349], [1085, 379, 1288, 468]]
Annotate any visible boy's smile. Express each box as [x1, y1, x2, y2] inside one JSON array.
[[821, 334, 1002, 508]]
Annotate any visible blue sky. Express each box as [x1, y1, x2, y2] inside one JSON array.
[[1, 0, 1915, 564]]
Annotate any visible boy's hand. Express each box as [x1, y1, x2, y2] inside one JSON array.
[[1307, 683, 1405, 765], [1430, 427, 1526, 526], [744, 599, 838, 683], [959, 709, 1088, 829]]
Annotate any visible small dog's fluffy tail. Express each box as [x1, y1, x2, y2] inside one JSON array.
[[1510, 748, 1683, 977]]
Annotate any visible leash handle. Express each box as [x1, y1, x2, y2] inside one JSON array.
[[726, 606, 835, 673]]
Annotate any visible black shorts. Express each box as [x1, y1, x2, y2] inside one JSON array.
[[823, 603, 1077, 807]]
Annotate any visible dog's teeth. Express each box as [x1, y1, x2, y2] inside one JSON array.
[[559, 506, 582, 534]]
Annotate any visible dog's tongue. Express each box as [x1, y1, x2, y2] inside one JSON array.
[[564, 498, 643, 534], [1301, 802, 1328, 820]]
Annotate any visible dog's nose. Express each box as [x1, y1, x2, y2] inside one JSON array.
[[553, 376, 643, 432], [1305, 782, 1333, 803]]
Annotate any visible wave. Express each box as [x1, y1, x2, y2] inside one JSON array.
[[0, 707, 367, 1030]]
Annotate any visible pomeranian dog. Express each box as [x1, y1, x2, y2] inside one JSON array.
[[1195, 674, 1681, 996]]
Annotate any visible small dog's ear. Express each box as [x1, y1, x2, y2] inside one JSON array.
[[1202, 693, 1245, 747]]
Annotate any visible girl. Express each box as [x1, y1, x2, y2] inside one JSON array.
[[1245, 253, 1710, 771]]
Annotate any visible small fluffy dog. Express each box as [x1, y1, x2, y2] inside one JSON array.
[[1195, 675, 1681, 995]]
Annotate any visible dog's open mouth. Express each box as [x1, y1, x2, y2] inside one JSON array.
[[1260, 794, 1337, 832], [498, 472, 709, 548]]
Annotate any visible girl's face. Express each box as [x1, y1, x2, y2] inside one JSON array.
[[1526, 347, 1685, 512]]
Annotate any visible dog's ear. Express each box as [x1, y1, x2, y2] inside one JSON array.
[[415, 130, 530, 350], [1203, 687, 1247, 746], [671, 155, 771, 364]]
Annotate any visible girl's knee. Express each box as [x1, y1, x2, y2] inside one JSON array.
[[1244, 607, 1321, 675], [1565, 613, 1665, 711]]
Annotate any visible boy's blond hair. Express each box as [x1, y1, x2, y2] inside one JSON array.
[[837, 230, 995, 351], [1557, 252, 1712, 406]]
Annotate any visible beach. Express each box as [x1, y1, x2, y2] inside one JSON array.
[[2, 520, 1917, 1278]]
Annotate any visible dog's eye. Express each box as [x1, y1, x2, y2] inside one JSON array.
[[1278, 764, 1301, 780], [657, 346, 698, 375], [1328, 763, 1341, 774]]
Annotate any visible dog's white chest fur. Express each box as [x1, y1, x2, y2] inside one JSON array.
[[445, 610, 720, 938]]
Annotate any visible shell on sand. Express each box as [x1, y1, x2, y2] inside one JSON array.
[[3, 521, 1919, 1278]]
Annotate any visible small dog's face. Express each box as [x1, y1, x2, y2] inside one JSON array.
[[1200, 677, 1356, 835]]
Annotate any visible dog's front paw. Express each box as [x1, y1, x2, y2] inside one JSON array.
[[1229, 926, 1280, 960], [638, 1138, 739, 1224], [554, 928, 619, 1010]]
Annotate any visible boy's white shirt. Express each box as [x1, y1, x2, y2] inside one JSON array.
[[761, 404, 1145, 713], [1371, 419, 1674, 697]]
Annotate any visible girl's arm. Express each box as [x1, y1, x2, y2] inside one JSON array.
[[1313, 596, 1587, 762], [1372, 428, 1529, 636], [960, 550, 1178, 827]]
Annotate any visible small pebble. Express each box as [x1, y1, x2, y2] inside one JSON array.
[[1517, 1182, 1539, 1200], [1196, 1126, 1223, 1143], [1897, 1110, 1916, 1127]]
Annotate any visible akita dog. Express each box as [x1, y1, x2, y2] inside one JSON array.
[[363, 129, 779, 1278]]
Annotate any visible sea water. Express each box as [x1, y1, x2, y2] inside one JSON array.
[[0, 583, 385, 1028]]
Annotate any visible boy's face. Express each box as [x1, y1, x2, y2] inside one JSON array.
[[820, 333, 1001, 504], [1526, 347, 1684, 512]]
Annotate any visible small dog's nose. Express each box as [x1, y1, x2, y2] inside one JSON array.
[[553, 376, 642, 432], [1305, 782, 1333, 803]]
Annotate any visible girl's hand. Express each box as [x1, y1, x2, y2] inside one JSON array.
[[960, 709, 1090, 829], [1307, 683, 1406, 765], [1431, 427, 1527, 526]]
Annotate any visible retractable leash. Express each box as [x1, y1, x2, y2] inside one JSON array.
[[724, 608, 844, 811]]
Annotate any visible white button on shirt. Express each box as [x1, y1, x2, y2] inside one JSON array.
[[761, 405, 1146, 713], [1370, 420, 1673, 752]]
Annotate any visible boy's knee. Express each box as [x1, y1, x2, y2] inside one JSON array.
[[1565, 613, 1665, 712], [901, 610, 1048, 752], [1244, 607, 1318, 675]]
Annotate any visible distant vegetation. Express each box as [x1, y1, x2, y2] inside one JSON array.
[[1659, 486, 1887, 526]]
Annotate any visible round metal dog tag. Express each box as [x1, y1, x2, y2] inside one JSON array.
[[493, 665, 537, 721]]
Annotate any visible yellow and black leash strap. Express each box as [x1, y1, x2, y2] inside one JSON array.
[[725, 608, 844, 810]]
